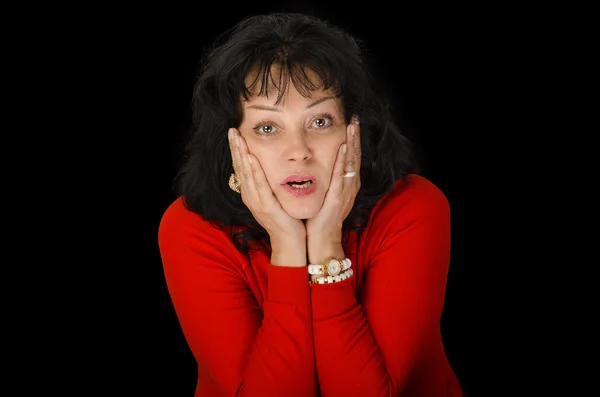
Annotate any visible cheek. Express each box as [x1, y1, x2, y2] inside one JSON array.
[[318, 137, 345, 173], [246, 144, 278, 185]]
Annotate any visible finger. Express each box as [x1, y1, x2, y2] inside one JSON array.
[[233, 130, 260, 201], [328, 141, 348, 197], [237, 136, 274, 206], [229, 128, 244, 179], [346, 118, 361, 187], [344, 121, 357, 172], [341, 122, 357, 187], [352, 117, 361, 171]]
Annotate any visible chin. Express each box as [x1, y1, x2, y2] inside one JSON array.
[[274, 185, 325, 220], [278, 193, 322, 220], [283, 205, 320, 220]]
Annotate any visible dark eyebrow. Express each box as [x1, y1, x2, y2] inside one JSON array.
[[246, 96, 335, 112]]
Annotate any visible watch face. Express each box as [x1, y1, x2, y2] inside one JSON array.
[[326, 259, 341, 275]]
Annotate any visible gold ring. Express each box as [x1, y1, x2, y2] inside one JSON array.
[[228, 173, 241, 193]]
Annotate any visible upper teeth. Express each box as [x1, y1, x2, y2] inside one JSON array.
[[290, 180, 312, 187]]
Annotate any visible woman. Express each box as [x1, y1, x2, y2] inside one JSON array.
[[158, 12, 464, 397]]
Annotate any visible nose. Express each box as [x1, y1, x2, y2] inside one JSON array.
[[283, 132, 313, 162]]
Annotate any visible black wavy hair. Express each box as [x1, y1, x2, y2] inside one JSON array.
[[173, 12, 418, 256]]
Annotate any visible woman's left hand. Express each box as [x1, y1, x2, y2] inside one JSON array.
[[305, 116, 361, 243]]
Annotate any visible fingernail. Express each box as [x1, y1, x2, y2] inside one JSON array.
[[228, 128, 233, 140], [247, 154, 252, 164], [342, 144, 347, 154], [235, 135, 239, 147]]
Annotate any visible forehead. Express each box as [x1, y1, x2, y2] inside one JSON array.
[[243, 88, 338, 108], [243, 64, 332, 104]]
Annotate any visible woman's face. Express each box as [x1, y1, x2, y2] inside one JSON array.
[[238, 77, 346, 220]]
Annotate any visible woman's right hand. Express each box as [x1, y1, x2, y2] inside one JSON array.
[[228, 128, 307, 249]]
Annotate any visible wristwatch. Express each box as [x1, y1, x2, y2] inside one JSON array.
[[308, 257, 351, 276]]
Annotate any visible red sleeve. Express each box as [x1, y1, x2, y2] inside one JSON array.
[[158, 198, 316, 396], [310, 177, 451, 396]]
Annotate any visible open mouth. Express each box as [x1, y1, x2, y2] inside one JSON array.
[[286, 180, 314, 189]]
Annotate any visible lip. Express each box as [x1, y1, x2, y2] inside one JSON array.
[[280, 173, 317, 198], [282, 181, 317, 197], [281, 174, 317, 185]]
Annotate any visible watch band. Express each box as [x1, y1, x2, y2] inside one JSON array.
[[308, 257, 351, 276], [310, 268, 354, 285]]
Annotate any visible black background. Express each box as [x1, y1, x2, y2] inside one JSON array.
[[65, 1, 472, 395]]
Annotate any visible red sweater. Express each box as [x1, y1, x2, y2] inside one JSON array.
[[158, 174, 464, 396]]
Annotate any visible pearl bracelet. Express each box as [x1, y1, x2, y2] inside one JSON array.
[[310, 268, 354, 285]]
